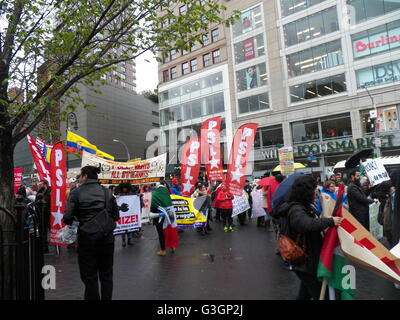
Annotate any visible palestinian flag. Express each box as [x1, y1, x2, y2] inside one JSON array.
[[317, 184, 354, 300]]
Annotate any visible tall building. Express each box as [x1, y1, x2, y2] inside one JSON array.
[[158, 0, 400, 179]]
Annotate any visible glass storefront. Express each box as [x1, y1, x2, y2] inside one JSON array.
[[347, 0, 400, 25], [283, 6, 339, 46], [232, 5, 263, 38], [160, 92, 225, 126], [352, 20, 400, 59], [280, 0, 328, 17], [356, 58, 400, 88], [361, 106, 400, 134], [292, 113, 352, 143], [254, 125, 284, 149], [236, 63, 267, 92], [234, 34, 265, 64], [290, 73, 346, 102], [286, 40, 343, 77], [238, 93, 269, 114]]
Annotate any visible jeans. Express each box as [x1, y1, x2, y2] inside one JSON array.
[[78, 241, 114, 300]]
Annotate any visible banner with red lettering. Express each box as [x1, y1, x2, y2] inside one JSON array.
[[27, 135, 51, 185], [14, 168, 23, 194], [49, 142, 67, 247], [201, 116, 223, 181], [226, 123, 258, 196], [114, 195, 142, 234], [180, 137, 201, 197]]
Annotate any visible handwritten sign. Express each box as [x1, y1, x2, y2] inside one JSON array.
[[232, 191, 250, 217], [362, 159, 390, 186]]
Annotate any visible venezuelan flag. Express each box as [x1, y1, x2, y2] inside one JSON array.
[[66, 131, 114, 160]]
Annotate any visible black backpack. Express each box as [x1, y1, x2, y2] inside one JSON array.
[[79, 187, 116, 241]]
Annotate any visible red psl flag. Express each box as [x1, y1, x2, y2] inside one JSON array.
[[201, 116, 223, 182], [180, 137, 201, 197], [49, 142, 67, 247], [27, 134, 51, 185], [226, 123, 258, 196]]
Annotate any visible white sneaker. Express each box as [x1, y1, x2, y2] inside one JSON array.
[[394, 283, 400, 289]]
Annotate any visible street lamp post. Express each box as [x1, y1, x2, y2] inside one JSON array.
[[113, 139, 130, 161], [360, 85, 381, 157]]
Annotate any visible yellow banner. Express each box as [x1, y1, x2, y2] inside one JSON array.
[[171, 195, 207, 229]]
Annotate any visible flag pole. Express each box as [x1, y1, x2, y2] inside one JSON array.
[[319, 277, 328, 300]]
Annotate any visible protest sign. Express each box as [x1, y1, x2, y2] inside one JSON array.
[[141, 192, 152, 224], [171, 195, 207, 229], [362, 159, 390, 186], [278, 146, 294, 176], [232, 191, 250, 217], [114, 195, 141, 234]]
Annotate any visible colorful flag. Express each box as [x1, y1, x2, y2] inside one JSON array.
[[162, 206, 178, 249], [66, 131, 114, 160], [49, 141, 67, 247], [27, 134, 51, 185], [226, 123, 258, 196], [36, 137, 53, 165], [180, 136, 201, 197], [201, 116, 223, 181]]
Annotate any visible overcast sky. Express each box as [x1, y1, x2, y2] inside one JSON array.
[[135, 50, 159, 93]]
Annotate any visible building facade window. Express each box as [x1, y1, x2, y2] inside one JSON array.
[[170, 49, 178, 60], [236, 63, 268, 92], [254, 126, 284, 149], [361, 106, 400, 134], [203, 53, 211, 67], [179, 5, 187, 15], [280, 0, 327, 17], [347, 0, 400, 25], [238, 93, 269, 114], [202, 34, 210, 46], [211, 28, 220, 42], [190, 59, 197, 72], [283, 6, 339, 47], [286, 40, 343, 77], [352, 20, 400, 60], [289, 73, 346, 102], [212, 49, 221, 63], [356, 58, 400, 88], [291, 113, 352, 143], [234, 33, 265, 64], [232, 5, 263, 38], [170, 66, 177, 79], [182, 62, 190, 75]]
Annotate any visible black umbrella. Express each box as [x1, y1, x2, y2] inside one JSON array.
[[344, 149, 373, 169], [272, 172, 303, 213]]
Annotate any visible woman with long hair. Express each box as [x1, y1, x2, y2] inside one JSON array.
[[286, 175, 342, 300]]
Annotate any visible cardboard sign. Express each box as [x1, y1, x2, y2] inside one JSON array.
[[278, 146, 294, 176], [232, 191, 251, 217], [362, 159, 390, 186]]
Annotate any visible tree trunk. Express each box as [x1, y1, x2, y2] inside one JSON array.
[[0, 127, 14, 213]]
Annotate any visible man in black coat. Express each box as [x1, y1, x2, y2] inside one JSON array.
[[347, 170, 377, 231], [64, 166, 119, 300]]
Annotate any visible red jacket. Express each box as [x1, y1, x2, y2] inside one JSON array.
[[217, 190, 234, 209]]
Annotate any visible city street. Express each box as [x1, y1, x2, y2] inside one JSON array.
[[45, 218, 400, 300]]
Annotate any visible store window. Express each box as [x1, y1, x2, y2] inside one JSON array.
[[236, 63, 267, 92], [352, 20, 400, 60], [203, 53, 211, 67], [202, 34, 210, 46], [232, 5, 263, 38], [212, 49, 221, 63], [347, 0, 400, 25], [356, 59, 400, 88], [292, 119, 320, 143], [211, 28, 220, 42], [321, 114, 352, 139], [280, 0, 327, 17], [259, 126, 284, 148], [238, 93, 269, 114], [283, 7, 339, 47], [286, 40, 343, 77], [289, 73, 346, 102], [170, 66, 177, 80], [360, 109, 376, 134], [163, 70, 169, 82], [182, 62, 189, 75], [190, 59, 197, 72], [234, 34, 265, 64]]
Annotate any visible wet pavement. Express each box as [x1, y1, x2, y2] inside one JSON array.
[[44, 218, 400, 300]]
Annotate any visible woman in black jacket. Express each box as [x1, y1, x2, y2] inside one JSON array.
[[287, 175, 342, 300]]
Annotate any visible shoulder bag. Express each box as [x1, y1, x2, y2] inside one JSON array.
[[79, 187, 116, 241]]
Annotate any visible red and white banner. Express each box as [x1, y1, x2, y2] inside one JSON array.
[[14, 168, 23, 194], [180, 137, 201, 197], [243, 38, 255, 61], [27, 134, 51, 185], [49, 142, 67, 247], [226, 123, 258, 196], [201, 116, 223, 182]]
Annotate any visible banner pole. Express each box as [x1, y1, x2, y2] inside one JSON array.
[[319, 277, 328, 300]]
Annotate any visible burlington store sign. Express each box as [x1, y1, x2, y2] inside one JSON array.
[[258, 134, 395, 160]]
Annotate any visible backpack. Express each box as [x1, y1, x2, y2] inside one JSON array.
[[79, 187, 116, 242]]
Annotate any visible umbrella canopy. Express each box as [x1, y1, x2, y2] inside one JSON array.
[[257, 176, 276, 187], [272, 163, 306, 172], [271, 172, 303, 213], [344, 149, 373, 169]]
